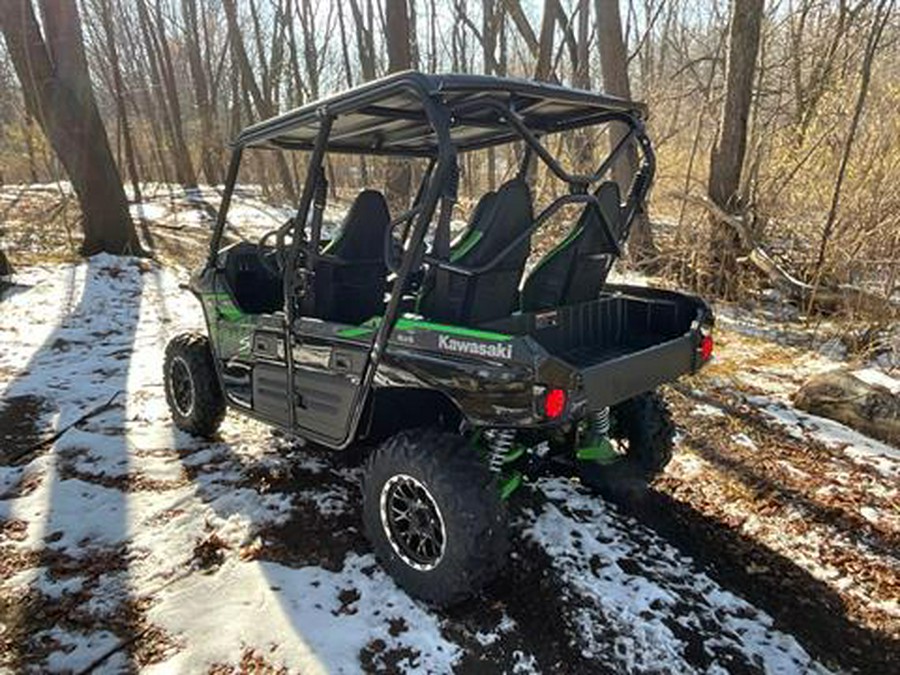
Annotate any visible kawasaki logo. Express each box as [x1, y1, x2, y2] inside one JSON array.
[[437, 334, 512, 360]]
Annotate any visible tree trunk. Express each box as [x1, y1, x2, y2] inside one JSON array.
[[222, 0, 298, 202], [0, 248, 12, 279], [503, 0, 539, 58], [706, 0, 763, 297], [349, 0, 377, 82], [182, 0, 221, 184], [0, 0, 140, 255], [24, 111, 39, 183], [135, 0, 196, 187], [429, 0, 437, 72], [152, 0, 197, 188], [575, 0, 590, 88], [595, 0, 655, 263], [483, 0, 497, 190], [408, 0, 420, 70], [535, 0, 556, 81], [385, 0, 412, 206], [95, 0, 142, 202], [336, 0, 368, 184], [118, 3, 170, 183], [297, 0, 322, 100]]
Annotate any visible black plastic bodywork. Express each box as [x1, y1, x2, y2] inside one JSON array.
[[192, 71, 714, 450]]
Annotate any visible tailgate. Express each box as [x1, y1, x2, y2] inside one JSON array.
[[579, 331, 698, 410]]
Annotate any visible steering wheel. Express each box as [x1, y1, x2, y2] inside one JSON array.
[[257, 217, 295, 277]]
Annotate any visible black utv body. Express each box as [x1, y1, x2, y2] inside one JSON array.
[[164, 71, 714, 605]]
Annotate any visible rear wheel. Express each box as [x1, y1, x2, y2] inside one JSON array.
[[164, 332, 226, 438], [579, 390, 675, 492], [613, 390, 675, 478], [362, 429, 508, 606]]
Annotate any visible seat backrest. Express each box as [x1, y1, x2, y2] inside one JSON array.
[[520, 181, 622, 312], [223, 242, 283, 314], [322, 189, 391, 261], [304, 190, 391, 324], [418, 179, 533, 325], [447, 191, 496, 261]]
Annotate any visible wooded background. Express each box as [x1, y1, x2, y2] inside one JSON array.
[[0, 0, 898, 312]]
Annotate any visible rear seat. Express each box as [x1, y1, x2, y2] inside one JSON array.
[[519, 181, 623, 312], [418, 179, 534, 325]]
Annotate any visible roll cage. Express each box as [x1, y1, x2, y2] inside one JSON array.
[[204, 71, 655, 446]]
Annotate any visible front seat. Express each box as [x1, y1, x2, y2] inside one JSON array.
[[302, 189, 391, 324], [520, 181, 623, 312], [418, 179, 533, 325]]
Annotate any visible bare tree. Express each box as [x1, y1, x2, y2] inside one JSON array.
[[483, 0, 498, 189], [595, 0, 655, 261], [0, 0, 140, 255], [575, 0, 590, 89], [349, 0, 378, 83], [707, 0, 764, 296], [385, 0, 412, 204], [222, 0, 298, 201], [535, 0, 557, 81], [183, 0, 221, 184], [811, 0, 894, 294], [135, 0, 197, 187], [503, 0, 539, 60]]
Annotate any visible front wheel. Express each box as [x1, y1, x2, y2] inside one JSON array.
[[163, 332, 226, 438], [362, 429, 508, 606]]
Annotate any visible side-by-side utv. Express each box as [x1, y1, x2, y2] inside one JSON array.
[[163, 71, 714, 605]]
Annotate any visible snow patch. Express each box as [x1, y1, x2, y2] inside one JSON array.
[[144, 554, 460, 674], [528, 478, 830, 674]]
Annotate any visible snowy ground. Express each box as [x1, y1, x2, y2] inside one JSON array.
[[1, 188, 898, 673]]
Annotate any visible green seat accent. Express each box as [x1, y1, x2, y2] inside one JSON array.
[[520, 181, 623, 312], [450, 230, 483, 262], [418, 182, 533, 325], [528, 224, 584, 277], [321, 236, 339, 254]]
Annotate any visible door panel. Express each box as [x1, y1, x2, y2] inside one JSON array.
[[290, 335, 369, 443]]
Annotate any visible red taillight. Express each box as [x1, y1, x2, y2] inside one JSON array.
[[700, 333, 714, 361], [543, 388, 567, 419]]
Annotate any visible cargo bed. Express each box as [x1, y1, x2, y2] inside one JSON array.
[[484, 284, 713, 408]]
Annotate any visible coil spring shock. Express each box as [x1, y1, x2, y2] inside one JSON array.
[[590, 406, 611, 440], [483, 428, 516, 473]]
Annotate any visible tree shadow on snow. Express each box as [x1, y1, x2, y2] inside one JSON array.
[[596, 457, 900, 674], [0, 257, 154, 672]]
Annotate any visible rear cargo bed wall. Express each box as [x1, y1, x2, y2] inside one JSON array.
[[537, 295, 691, 359], [484, 292, 696, 362]]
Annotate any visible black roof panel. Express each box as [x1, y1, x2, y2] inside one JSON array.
[[234, 71, 645, 155]]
